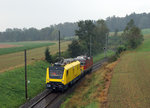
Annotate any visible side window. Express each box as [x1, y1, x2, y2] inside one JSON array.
[[67, 70, 68, 76]]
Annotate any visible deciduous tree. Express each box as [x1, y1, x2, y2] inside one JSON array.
[[122, 19, 143, 49]]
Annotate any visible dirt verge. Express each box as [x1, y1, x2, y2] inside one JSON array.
[[100, 60, 119, 108]]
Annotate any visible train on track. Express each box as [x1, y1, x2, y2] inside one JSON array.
[[46, 56, 93, 92]]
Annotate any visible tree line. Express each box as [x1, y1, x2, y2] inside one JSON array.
[[0, 22, 77, 42], [106, 12, 150, 31], [0, 12, 148, 42]]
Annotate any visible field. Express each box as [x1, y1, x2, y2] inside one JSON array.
[[0, 41, 71, 72], [0, 61, 50, 108], [107, 34, 150, 107], [109, 28, 150, 36], [0, 50, 113, 108], [0, 41, 55, 55]]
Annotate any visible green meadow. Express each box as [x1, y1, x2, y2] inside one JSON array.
[[108, 31, 150, 108], [0, 41, 55, 55]]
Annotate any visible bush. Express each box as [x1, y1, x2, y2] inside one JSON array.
[[51, 51, 70, 63], [122, 19, 143, 49], [68, 40, 82, 57], [45, 47, 52, 63], [116, 45, 126, 55], [108, 45, 126, 62]]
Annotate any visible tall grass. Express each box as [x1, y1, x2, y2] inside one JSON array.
[[93, 50, 115, 63], [0, 61, 50, 108]]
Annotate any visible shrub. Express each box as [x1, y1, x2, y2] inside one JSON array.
[[45, 47, 52, 63]]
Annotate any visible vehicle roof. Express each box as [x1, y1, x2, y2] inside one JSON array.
[[64, 61, 80, 70]]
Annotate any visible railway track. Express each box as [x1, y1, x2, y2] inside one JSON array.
[[20, 58, 108, 108]]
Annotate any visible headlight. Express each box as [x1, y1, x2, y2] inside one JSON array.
[[47, 84, 51, 87]]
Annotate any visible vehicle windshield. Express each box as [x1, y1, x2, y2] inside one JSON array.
[[49, 67, 64, 79]]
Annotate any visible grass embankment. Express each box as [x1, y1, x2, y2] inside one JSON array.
[[0, 50, 114, 108], [61, 61, 118, 108], [61, 51, 115, 108], [0, 61, 50, 108], [0, 41, 71, 72], [107, 34, 150, 107], [0, 41, 55, 55], [93, 50, 115, 63]]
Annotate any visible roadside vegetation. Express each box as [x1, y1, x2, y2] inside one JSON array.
[[61, 61, 118, 108], [93, 50, 114, 63]]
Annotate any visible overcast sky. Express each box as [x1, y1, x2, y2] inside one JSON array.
[[0, 0, 150, 31]]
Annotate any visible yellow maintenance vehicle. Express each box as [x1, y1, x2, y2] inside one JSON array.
[[46, 59, 81, 91]]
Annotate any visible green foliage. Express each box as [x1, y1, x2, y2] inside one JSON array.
[[136, 36, 150, 52], [113, 29, 118, 36], [68, 40, 82, 57], [108, 35, 122, 49], [0, 61, 50, 108], [93, 20, 109, 54], [1, 13, 150, 42], [51, 51, 70, 63], [116, 45, 126, 55], [75, 20, 96, 55], [75, 20, 109, 56], [0, 23, 78, 42], [0, 42, 55, 55], [122, 19, 144, 49], [93, 50, 115, 63], [106, 12, 150, 32], [45, 47, 52, 63]]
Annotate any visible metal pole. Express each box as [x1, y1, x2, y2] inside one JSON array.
[[104, 48, 106, 58], [24, 49, 28, 100], [105, 33, 108, 57], [58, 30, 61, 59], [90, 35, 91, 57]]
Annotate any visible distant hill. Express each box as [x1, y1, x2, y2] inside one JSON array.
[[0, 12, 150, 42]]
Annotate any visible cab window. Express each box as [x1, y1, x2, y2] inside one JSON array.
[[49, 67, 64, 79]]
